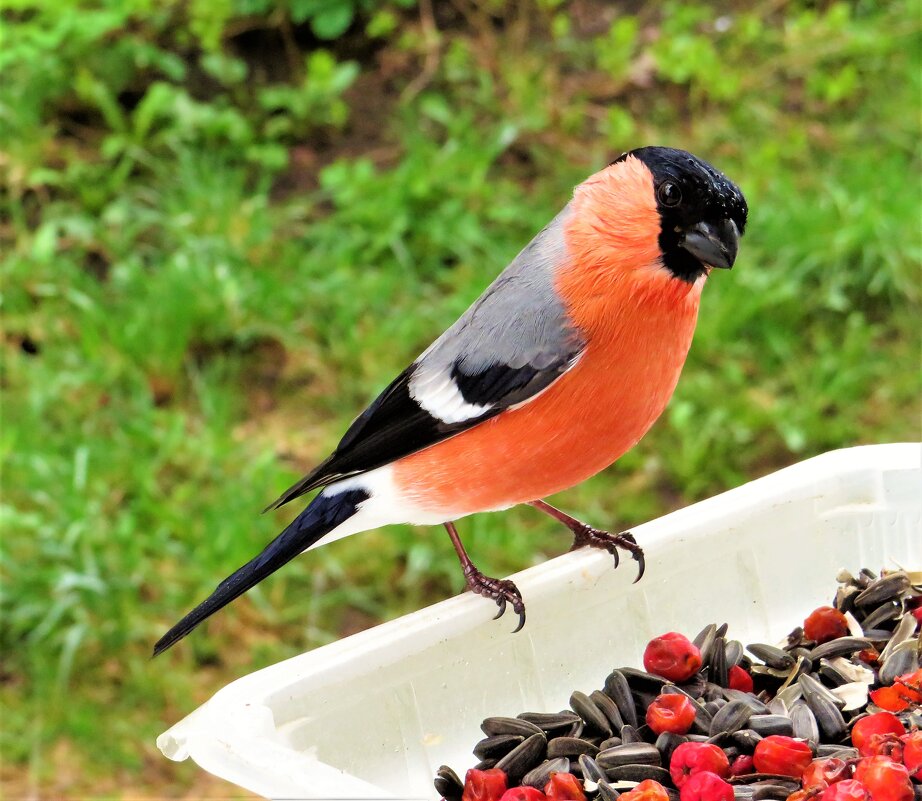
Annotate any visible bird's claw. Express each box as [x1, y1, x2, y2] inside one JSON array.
[[572, 526, 645, 582], [464, 567, 526, 632]]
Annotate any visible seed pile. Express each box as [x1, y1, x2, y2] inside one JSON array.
[[435, 568, 922, 801]]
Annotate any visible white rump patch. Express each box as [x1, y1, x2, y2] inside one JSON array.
[[408, 367, 492, 425], [309, 465, 455, 550]]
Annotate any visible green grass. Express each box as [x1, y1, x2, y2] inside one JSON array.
[[1, 0, 920, 794]]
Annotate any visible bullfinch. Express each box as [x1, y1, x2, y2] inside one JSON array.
[[154, 146, 747, 655]]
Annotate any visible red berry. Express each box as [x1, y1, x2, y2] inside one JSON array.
[[728, 665, 754, 693], [870, 685, 915, 712], [897, 667, 922, 688], [679, 771, 734, 801], [646, 693, 697, 734], [870, 668, 922, 712], [644, 633, 703, 683], [820, 780, 870, 801], [463, 768, 508, 801], [801, 758, 850, 789], [619, 780, 671, 801], [863, 732, 904, 760], [543, 772, 585, 801], [753, 736, 813, 778], [901, 729, 922, 779], [670, 742, 731, 788], [851, 712, 905, 756], [729, 754, 754, 776], [803, 606, 849, 644], [853, 756, 913, 801], [499, 789, 547, 801]]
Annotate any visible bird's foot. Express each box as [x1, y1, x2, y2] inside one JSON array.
[[570, 526, 645, 582], [463, 566, 526, 632]]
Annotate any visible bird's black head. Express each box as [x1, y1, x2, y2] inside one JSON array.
[[615, 146, 748, 283]]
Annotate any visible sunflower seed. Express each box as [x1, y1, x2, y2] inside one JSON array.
[[808, 636, 872, 661], [733, 773, 801, 785], [520, 757, 570, 789], [547, 737, 600, 759], [767, 697, 788, 717], [774, 683, 803, 709], [597, 779, 621, 801], [816, 745, 859, 759], [860, 600, 902, 630], [599, 736, 623, 749], [481, 716, 544, 737], [725, 639, 745, 668], [801, 672, 844, 705], [619, 667, 669, 691], [655, 731, 687, 763], [578, 752, 608, 782], [819, 656, 875, 687], [879, 639, 920, 685], [606, 764, 673, 783], [619, 725, 643, 744], [709, 636, 729, 686], [879, 612, 919, 661], [710, 699, 753, 736], [571, 690, 613, 736], [747, 643, 795, 670], [799, 676, 847, 740], [679, 674, 708, 698], [724, 689, 771, 714], [835, 584, 860, 613], [434, 765, 463, 801], [858, 568, 877, 585], [591, 690, 626, 731], [747, 715, 794, 736], [564, 718, 585, 739], [790, 700, 819, 743], [596, 742, 662, 769], [473, 734, 524, 759], [855, 571, 910, 606], [494, 732, 547, 783], [752, 783, 799, 801], [694, 623, 718, 654], [732, 728, 764, 750], [777, 655, 811, 691], [517, 711, 581, 731], [604, 670, 639, 728]]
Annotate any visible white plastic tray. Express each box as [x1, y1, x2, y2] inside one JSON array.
[[158, 443, 921, 799]]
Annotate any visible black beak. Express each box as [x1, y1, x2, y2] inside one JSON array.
[[680, 219, 740, 270]]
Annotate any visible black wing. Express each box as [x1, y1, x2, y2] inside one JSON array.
[[264, 353, 577, 511]]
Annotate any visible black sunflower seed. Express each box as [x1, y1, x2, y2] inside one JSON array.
[[494, 732, 547, 784]]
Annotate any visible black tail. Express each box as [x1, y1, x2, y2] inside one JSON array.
[[153, 488, 368, 657]]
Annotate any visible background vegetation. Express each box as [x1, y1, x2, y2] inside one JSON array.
[[2, 0, 919, 795]]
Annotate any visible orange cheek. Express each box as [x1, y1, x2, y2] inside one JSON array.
[[558, 157, 699, 336]]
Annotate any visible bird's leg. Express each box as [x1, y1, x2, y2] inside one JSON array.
[[443, 521, 526, 632], [528, 499, 645, 582]]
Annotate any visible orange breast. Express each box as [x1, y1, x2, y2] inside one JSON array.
[[392, 277, 702, 517]]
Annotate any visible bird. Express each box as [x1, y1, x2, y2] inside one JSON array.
[[153, 146, 747, 656]]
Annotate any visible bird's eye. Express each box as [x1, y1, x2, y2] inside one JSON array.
[[657, 182, 682, 207]]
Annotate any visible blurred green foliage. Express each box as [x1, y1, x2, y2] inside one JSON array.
[[1, 0, 919, 794]]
